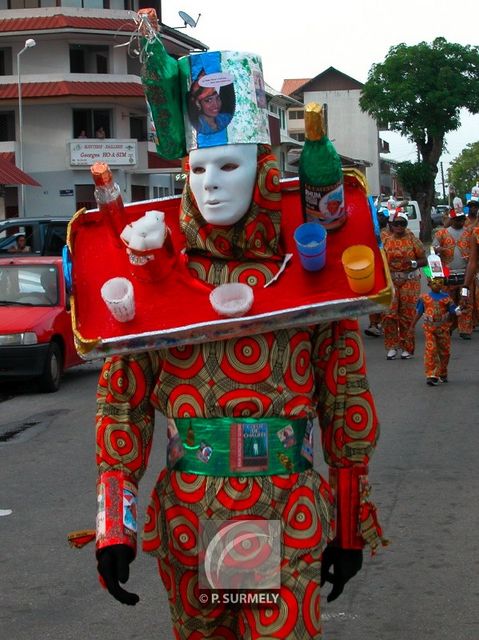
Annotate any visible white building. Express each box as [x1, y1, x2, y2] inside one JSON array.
[[0, 1, 206, 219], [0, 2, 305, 221], [282, 67, 386, 194]]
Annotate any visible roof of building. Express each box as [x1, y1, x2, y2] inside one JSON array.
[[0, 14, 207, 50], [0, 154, 41, 186], [281, 78, 311, 96], [0, 81, 145, 99], [0, 15, 136, 33], [287, 67, 364, 99]]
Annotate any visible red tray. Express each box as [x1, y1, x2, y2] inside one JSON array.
[[68, 174, 392, 360]]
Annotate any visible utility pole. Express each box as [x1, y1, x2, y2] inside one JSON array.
[[440, 162, 446, 201]]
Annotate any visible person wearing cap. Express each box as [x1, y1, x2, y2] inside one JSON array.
[[93, 39, 386, 639], [432, 206, 473, 339], [465, 197, 478, 228], [382, 208, 427, 360], [461, 193, 479, 322], [410, 266, 458, 385]]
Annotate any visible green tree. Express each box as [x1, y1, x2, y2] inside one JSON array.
[[360, 37, 479, 241], [447, 141, 479, 202]]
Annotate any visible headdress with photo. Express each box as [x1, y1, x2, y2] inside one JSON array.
[[138, 13, 270, 159]]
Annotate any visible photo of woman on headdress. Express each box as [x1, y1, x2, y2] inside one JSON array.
[[187, 72, 235, 135]]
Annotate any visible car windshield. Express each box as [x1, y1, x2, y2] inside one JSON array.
[[0, 264, 59, 306]]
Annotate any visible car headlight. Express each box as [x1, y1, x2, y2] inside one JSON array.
[[0, 332, 38, 346]]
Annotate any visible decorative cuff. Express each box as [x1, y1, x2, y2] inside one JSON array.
[[96, 470, 138, 555], [329, 466, 389, 553]]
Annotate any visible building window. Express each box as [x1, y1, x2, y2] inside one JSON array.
[[73, 109, 111, 138], [0, 111, 15, 142], [289, 110, 304, 120], [130, 116, 147, 142], [56, 0, 107, 7], [0, 48, 12, 75], [279, 108, 285, 130], [153, 186, 168, 198], [70, 44, 109, 74], [9, 0, 60, 6], [290, 132, 305, 142]]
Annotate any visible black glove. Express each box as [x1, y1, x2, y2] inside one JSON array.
[[97, 544, 140, 606], [320, 545, 363, 602]]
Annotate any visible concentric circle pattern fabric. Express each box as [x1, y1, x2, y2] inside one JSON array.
[[95, 145, 381, 638]]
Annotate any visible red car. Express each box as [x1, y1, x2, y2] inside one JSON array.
[[0, 256, 83, 392]]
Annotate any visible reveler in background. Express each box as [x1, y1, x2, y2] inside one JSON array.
[[382, 208, 427, 360], [432, 207, 472, 339], [463, 191, 479, 324], [410, 266, 459, 386], [365, 207, 389, 337]]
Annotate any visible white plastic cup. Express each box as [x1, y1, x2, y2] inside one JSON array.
[[101, 277, 135, 322], [209, 283, 254, 317]]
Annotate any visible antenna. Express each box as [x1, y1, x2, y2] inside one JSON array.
[[173, 10, 201, 29]]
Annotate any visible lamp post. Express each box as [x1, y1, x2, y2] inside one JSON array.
[[17, 37, 36, 217]]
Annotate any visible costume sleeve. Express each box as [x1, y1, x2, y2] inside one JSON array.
[[412, 234, 426, 259], [95, 351, 162, 555], [312, 319, 387, 554], [448, 298, 457, 314]]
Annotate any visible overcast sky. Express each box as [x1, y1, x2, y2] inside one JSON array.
[[161, 0, 478, 194]]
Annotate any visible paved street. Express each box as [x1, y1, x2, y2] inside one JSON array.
[[1, 319, 478, 640]]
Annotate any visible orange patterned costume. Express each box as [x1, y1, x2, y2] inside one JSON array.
[[95, 148, 385, 639], [433, 226, 473, 334], [382, 230, 425, 354], [415, 291, 456, 380], [468, 226, 479, 325]]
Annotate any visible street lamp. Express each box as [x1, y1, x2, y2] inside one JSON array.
[[17, 37, 36, 217]]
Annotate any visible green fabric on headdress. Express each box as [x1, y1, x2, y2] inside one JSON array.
[[141, 34, 187, 159]]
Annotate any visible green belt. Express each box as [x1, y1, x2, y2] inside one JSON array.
[[167, 417, 314, 477]]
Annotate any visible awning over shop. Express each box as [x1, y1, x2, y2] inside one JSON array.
[[0, 157, 41, 186]]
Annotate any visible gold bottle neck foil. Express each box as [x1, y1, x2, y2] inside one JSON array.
[[304, 102, 326, 141]]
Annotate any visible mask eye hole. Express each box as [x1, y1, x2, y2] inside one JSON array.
[[221, 163, 239, 172]]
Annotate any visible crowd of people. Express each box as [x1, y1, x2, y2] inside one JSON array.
[[365, 192, 479, 385]]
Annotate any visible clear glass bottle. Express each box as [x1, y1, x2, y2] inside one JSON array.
[[91, 162, 127, 246]]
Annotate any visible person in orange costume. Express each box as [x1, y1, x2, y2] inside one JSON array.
[[410, 267, 458, 385], [432, 207, 472, 339], [382, 209, 426, 360], [463, 196, 479, 318]]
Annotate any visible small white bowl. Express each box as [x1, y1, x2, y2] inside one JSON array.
[[209, 283, 254, 318]]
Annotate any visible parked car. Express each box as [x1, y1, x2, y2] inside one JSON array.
[[432, 205, 449, 227], [0, 217, 70, 256], [0, 256, 83, 391]]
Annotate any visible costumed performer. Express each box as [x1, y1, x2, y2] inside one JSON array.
[[93, 32, 386, 640]]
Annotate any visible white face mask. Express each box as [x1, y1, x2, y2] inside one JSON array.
[[189, 144, 257, 226]]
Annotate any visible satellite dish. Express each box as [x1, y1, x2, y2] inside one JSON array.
[[174, 10, 201, 29]]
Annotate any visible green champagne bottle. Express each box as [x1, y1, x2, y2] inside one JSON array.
[[139, 8, 186, 160], [299, 102, 346, 230]]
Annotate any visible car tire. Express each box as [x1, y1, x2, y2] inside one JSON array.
[[39, 342, 63, 393]]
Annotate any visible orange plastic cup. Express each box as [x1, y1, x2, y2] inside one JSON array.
[[341, 245, 375, 294]]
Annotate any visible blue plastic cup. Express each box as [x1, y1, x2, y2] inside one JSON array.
[[293, 222, 327, 271]]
